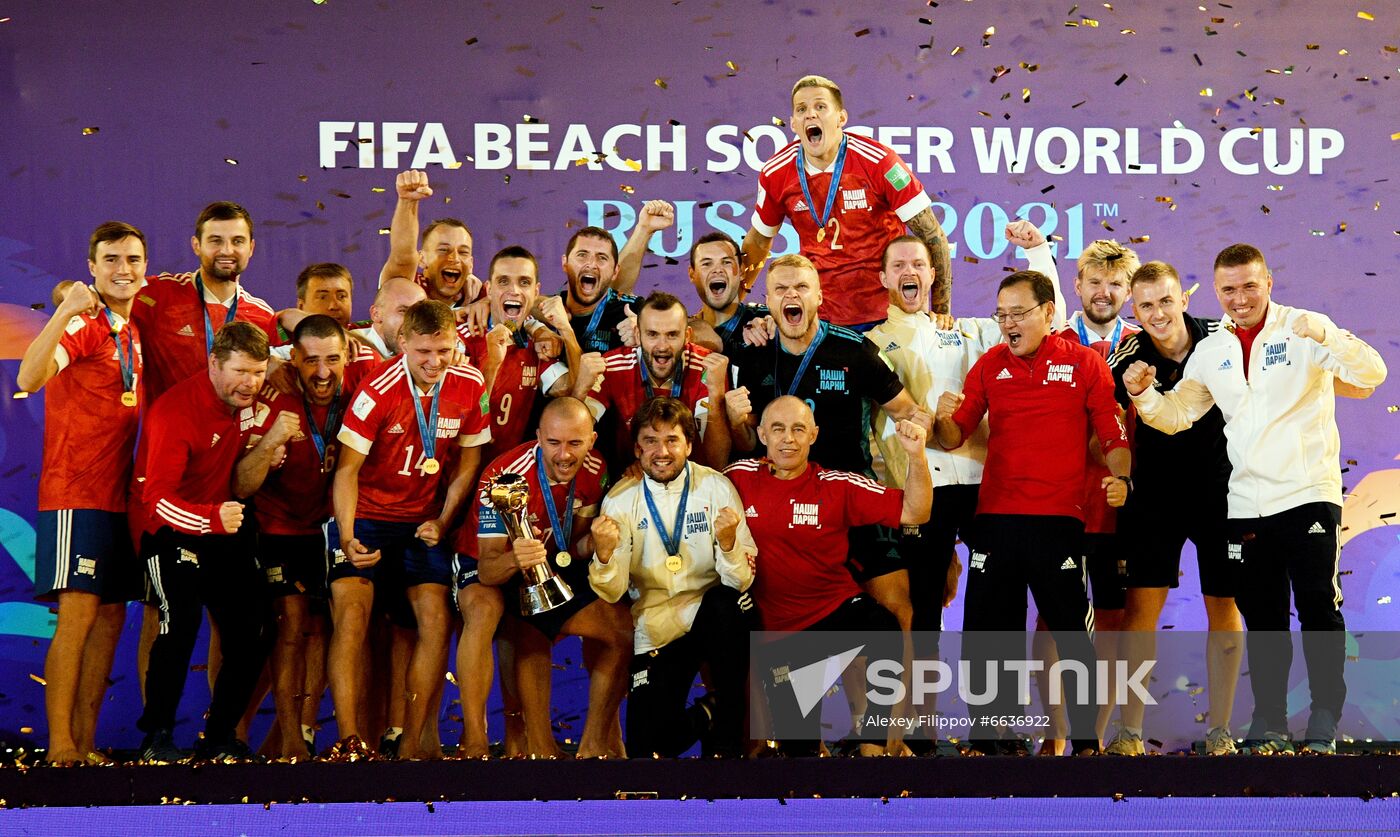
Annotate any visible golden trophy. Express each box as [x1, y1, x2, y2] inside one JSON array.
[[486, 472, 574, 615]]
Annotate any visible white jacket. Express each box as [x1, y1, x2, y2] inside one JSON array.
[[868, 242, 1063, 487], [1129, 303, 1386, 518]]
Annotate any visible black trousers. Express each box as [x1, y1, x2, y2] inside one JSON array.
[[905, 483, 979, 632], [961, 514, 1098, 748], [758, 595, 901, 755], [625, 584, 757, 758], [138, 527, 274, 742], [1229, 502, 1346, 741]]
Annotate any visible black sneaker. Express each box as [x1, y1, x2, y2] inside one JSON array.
[[378, 732, 401, 760], [139, 729, 184, 764], [194, 735, 265, 763]]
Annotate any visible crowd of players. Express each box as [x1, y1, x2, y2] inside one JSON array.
[[21, 75, 1387, 764]]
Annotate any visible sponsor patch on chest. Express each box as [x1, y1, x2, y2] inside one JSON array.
[[1044, 363, 1078, 386], [1262, 340, 1290, 369]]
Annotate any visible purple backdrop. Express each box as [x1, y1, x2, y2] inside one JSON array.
[[0, 0, 1397, 749]]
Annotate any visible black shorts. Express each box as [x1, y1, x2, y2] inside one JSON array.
[[902, 484, 979, 630], [517, 582, 598, 642], [258, 531, 328, 598], [1119, 495, 1237, 598], [1083, 531, 1126, 611], [845, 523, 904, 583]]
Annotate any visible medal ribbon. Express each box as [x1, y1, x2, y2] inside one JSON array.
[[1075, 313, 1124, 350], [642, 464, 690, 557], [408, 371, 442, 464], [534, 448, 576, 553], [303, 388, 343, 464], [103, 307, 137, 394], [775, 321, 829, 398], [638, 346, 684, 400], [581, 288, 614, 351], [795, 135, 849, 234], [193, 270, 239, 355]]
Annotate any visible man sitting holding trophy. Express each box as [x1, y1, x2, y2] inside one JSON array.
[[471, 397, 632, 758]]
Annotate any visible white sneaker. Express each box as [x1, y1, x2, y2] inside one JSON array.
[[1103, 728, 1145, 756]]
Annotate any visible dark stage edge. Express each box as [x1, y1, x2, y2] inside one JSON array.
[[1, 756, 1398, 807]]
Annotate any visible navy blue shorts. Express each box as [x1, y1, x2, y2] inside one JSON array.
[[34, 509, 140, 603], [326, 518, 452, 588], [259, 531, 329, 598]]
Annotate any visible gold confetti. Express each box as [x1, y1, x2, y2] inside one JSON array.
[[298, 174, 309, 182], [446, 161, 463, 170], [29, 674, 46, 686], [1273, 97, 1286, 105], [726, 60, 739, 71], [653, 78, 667, 89], [1379, 595, 1393, 604], [1385, 44, 1399, 52], [371, 186, 385, 193], [224, 158, 238, 166], [1081, 17, 1100, 26], [1305, 43, 1320, 50], [1019, 61, 1041, 71], [772, 116, 786, 127], [1120, 28, 1136, 34], [962, 255, 980, 264], [1260, 204, 1271, 214], [950, 45, 964, 55], [1387, 405, 1398, 412], [1358, 11, 1374, 21], [1129, 235, 1150, 243], [1390, 131, 1400, 140], [854, 27, 871, 37], [1338, 49, 1349, 55], [12, 392, 28, 400], [619, 184, 635, 194], [522, 114, 538, 123], [1200, 87, 1213, 96], [19, 727, 31, 735], [313, 0, 327, 5], [623, 158, 642, 171], [984, 25, 996, 35], [82, 127, 99, 136], [1155, 195, 1174, 203], [1266, 184, 1283, 191], [573, 156, 590, 166], [445, 671, 458, 685], [1021, 88, 1031, 102], [378, 228, 390, 235], [1338, 221, 1348, 232]]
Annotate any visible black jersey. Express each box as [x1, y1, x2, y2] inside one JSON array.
[[734, 321, 904, 476], [1108, 315, 1232, 500], [564, 288, 640, 354], [711, 303, 771, 359]]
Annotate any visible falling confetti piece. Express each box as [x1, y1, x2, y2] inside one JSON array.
[[620, 184, 635, 194], [224, 158, 238, 165], [82, 127, 99, 136], [298, 174, 309, 182], [1388, 405, 1398, 413], [1260, 204, 1270, 214], [12, 392, 28, 400], [854, 27, 871, 37], [1129, 235, 1151, 243], [464, 37, 478, 45], [1081, 17, 1099, 26], [1358, 11, 1374, 21], [1200, 87, 1213, 96], [623, 158, 642, 172], [1021, 87, 1032, 102], [1266, 184, 1283, 191], [950, 45, 964, 55], [1379, 596, 1392, 604], [1338, 49, 1348, 55], [522, 114, 538, 123], [29, 674, 45, 685], [962, 255, 980, 264], [772, 116, 786, 127], [19, 727, 31, 735], [446, 160, 463, 170], [378, 228, 390, 235], [1184, 282, 1200, 297], [653, 78, 667, 89], [314, 0, 326, 4], [1155, 195, 1174, 203], [1391, 132, 1400, 140], [1310, 229, 1327, 236], [1305, 43, 1319, 50], [1114, 73, 1128, 85]]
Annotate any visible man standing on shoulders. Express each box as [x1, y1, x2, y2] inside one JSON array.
[[18, 222, 148, 764], [1122, 244, 1386, 755], [743, 74, 952, 327]]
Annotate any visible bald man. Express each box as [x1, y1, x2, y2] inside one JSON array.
[[353, 277, 428, 360]]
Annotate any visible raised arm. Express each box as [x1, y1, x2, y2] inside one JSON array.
[[16, 282, 99, 392], [894, 420, 933, 525], [379, 170, 431, 286], [907, 207, 953, 315], [614, 200, 675, 295]]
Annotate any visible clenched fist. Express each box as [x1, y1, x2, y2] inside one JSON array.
[[1101, 475, 1129, 508], [743, 315, 776, 348], [342, 537, 382, 569], [1004, 219, 1048, 251], [572, 351, 607, 397], [637, 200, 675, 234], [1121, 360, 1157, 396], [935, 390, 965, 422], [894, 419, 928, 454], [701, 351, 729, 397], [219, 501, 245, 534], [1291, 312, 1326, 343], [714, 506, 741, 552], [416, 519, 443, 547], [56, 281, 99, 321], [591, 515, 621, 563], [266, 410, 301, 447], [396, 169, 433, 201], [724, 386, 753, 428], [485, 323, 513, 369]]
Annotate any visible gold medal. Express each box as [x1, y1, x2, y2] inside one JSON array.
[[816, 226, 826, 243], [665, 554, 682, 573], [120, 391, 137, 407], [555, 551, 572, 568], [421, 457, 440, 475]]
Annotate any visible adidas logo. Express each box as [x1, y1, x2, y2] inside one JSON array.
[[638, 518, 648, 530], [210, 432, 221, 447], [745, 505, 758, 518], [177, 324, 195, 337], [761, 375, 775, 386], [884, 341, 899, 352], [1060, 556, 1077, 570], [1308, 522, 1326, 534], [794, 200, 809, 212], [1218, 359, 1233, 371], [996, 368, 1012, 380], [387, 423, 406, 434]]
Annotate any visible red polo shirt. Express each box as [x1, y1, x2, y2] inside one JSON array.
[[950, 332, 1128, 520]]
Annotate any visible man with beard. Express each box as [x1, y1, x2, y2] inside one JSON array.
[[559, 226, 640, 354], [572, 292, 730, 476], [331, 301, 491, 759], [590, 397, 756, 758], [18, 222, 149, 765], [726, 254, 931, 651], [742, 75, 952, 327], [247, 315, 366, 760], [933, 270, 1131, 756], [473, 398, 630, 759], [133, 323, 297, 762], [726, 397, 931, 755], [353, 277, 428, 361], [381, 170, 481, 307], [131, 202, 277, 403], [1123, 243, 1387, 756]]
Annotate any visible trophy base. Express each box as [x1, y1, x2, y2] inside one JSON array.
[[521, 575, 574, 616]]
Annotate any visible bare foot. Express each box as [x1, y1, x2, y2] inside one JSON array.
[[46, 748, 84, 766], [857, 742, 885, 757], [457, 740, 490, 759], [1037, 738, 1065, 756]]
